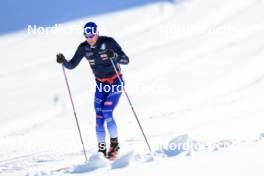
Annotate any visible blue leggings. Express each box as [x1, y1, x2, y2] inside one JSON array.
[[94, 78, 123, 143]]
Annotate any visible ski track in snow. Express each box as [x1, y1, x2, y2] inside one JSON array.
[[18, 133, 264, 176]]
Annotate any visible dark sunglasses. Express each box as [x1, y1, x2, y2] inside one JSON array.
[[84, 33, 96, 39]]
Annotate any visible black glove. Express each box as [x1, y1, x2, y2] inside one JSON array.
[[56, 53, 66, 64], [106, 49, 117, 58], [100, 49, 118, 61]]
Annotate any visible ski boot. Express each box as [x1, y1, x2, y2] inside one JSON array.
[[107, 137, 120, 160]]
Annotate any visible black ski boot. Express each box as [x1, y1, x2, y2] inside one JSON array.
[[107, 137, 120, 160], [98, 142, 107, 157]]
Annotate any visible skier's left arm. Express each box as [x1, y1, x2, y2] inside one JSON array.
[[110, 38, 129, 65], [62, 44, 85, 69]]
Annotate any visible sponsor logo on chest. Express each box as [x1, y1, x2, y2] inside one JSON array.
[[100, 43, 106, 50]]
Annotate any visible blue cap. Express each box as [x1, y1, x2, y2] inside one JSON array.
[[83, 22, 97, 38]]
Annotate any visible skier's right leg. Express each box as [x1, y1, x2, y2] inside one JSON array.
[[94, 82, 108, 155]]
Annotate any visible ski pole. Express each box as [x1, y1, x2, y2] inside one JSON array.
[[61, 65, 88, 161], [109, 58, 152, 153]]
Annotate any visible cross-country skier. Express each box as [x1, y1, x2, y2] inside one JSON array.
[[56, 22, 129, 159]]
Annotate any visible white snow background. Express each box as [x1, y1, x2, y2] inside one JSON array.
[[0, 0, 264, 176]]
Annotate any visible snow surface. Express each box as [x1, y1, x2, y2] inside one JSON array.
[[0, 0, 264, 176]]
